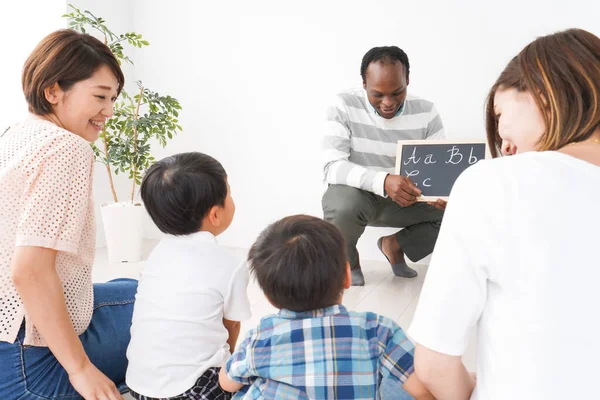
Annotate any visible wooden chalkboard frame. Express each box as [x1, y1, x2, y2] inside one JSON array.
[[394, 139, 491, 201]]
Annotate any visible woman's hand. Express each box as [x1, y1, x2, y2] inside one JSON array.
[[69, 359, 123, 400], [12, 246, 121, 400]]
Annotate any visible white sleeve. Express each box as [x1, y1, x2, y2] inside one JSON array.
[[323, 95, 390, 197], [223, 262, 252, 321], [408, 164, 492, 356]]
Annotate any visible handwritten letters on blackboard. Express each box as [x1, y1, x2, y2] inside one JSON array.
[[395, 140, 489, 200]]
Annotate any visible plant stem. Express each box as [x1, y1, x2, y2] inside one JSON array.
[[130, 85, 144, 203], [100, 36, 121, 204], [103, 135, 118, 203]]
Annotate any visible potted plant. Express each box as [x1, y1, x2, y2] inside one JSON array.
[[63, 5, 182, 263]]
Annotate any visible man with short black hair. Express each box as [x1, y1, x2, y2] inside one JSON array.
[[323, 46, 446, 286]]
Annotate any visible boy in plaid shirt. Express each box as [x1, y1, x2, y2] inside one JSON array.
[[219, 215, 434, 399]]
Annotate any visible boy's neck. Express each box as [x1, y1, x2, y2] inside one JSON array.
[[199, 227, 220, 236], [273, 300, 345, 314]]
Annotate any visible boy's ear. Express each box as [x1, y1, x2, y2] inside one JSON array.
[[343, 262, 352, 290], [206, 205, 220, 227], [44, 83, 63, 105]]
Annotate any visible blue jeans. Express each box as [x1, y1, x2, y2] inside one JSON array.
[[380, 376, 415, 400], [0, 278, 137, 400]]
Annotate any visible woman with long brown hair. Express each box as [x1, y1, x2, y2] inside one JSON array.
[[408, 28, 600, 399]]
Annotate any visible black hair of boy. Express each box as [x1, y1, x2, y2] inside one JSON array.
[[248, 215, 348, 312], [140, 152, 227, 235]]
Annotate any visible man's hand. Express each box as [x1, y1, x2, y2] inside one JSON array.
[[385, 175, 421, 207], [428, 199, 447, 210]]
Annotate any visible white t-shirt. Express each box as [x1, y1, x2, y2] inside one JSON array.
[[409, 151, 600, 400], [126, 231, 251, 398]]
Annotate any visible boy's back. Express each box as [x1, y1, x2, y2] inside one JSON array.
[[226, 304, 414, 399], [126, 152, 250, 399], [127, 232, 250, 398]]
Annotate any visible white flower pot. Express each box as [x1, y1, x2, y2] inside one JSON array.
[[100, 203, 144, 263]]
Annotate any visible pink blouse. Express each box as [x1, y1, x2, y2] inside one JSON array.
[[0, 119, 96, 346]]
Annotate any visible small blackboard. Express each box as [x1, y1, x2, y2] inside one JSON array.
[[395, 140, 490, 200]]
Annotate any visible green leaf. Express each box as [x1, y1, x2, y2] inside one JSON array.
[[64, 5, 184, 197]]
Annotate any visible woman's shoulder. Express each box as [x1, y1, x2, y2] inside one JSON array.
[[13, 119, 93, 160], [24, 119, 89, 144], [457, 151, 557, 185], [450, 151, 583, 211], [447, 154, 528, 208]]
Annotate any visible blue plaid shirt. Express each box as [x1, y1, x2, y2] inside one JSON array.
[[225, 305, 415, 399]]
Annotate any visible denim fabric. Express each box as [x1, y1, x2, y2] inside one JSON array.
[[0, 278, 137, 399], [379, 376, 415, 400]]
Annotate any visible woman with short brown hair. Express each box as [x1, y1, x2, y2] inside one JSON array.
[[0, 29, 136, 400], [409, 28, 600, 399]]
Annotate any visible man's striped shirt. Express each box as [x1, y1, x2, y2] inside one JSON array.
[[323, 88, 445, 197]]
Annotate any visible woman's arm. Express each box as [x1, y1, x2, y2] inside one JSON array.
[[414, 344, 475, 400], [11, 246, 122, 400], [403, 373, 436, 400]]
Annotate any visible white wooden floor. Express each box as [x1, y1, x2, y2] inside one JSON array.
[[93, 240, 477, 399]]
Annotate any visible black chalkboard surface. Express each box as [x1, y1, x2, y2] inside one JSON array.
[[394, 140, 490, 200]]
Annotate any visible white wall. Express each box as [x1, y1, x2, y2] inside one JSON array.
[[4, 1, 599, 260], [128, 0, 599, 260], [1, 1, 66, 129]]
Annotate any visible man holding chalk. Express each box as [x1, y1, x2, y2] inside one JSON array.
[[322, 46, 446, 286]]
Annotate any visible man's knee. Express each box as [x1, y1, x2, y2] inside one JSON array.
[[322, 185, 374, 223], [410, 202, 445, 224]]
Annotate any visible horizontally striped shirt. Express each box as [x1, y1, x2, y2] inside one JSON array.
[[225, 305, 415, 399], [323, 88, 445, 197]]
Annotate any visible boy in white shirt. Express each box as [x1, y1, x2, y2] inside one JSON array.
[[126, 152, 251, 400]]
